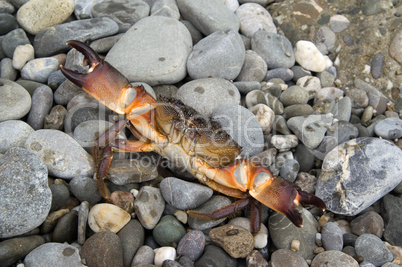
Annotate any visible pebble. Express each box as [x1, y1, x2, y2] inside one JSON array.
[[310, 250, 358, 267], [153, 215, 186, 246], [321, 222, 344, 251], [294, 146, 315, 173], [44, 105, 68, 130], [294, 40, 327, 72], [270, 249, 308, 267], [92, 0, 150, 31], [49, 183, 70, 211], [0, 13, 18, 35], [389, 29, 402, 63], [0, 58, 17, 80], [315, 26, 336, 54], [0, 235, 45, 267], [187, 195, 232, 231], [246, 250, 269, 267], [234, 81, 262, 94], [118, 219, 145, 267], [271, 134, 298, 151], [291, 66, 312, 81], [382, 194, 402, 247], [150, 0, 181, 19], [355, 234, 393, 266], [329, 14, 350, 32], [132, 245, 155, 266], [195, 244, 237, 267], [346, 88, 369, 108], [228, 217, 268, 249], [268, 208, 319, 260], [316, 137, 402, 215], [16, 0, 75, 35], [279, 85, 309, 107], [187, 29, 245, 80], [249, 103, 275, 133], [370, 52, 383, 79], [177, 230, 205, 262], [176, 0, 239, 36], [283, 104, 314, 119], [326, 121, 359, 145], [0, 120, 34, 153], [236, 50, 267, 82], [361, 0, 382, 16], [105, 16, 191, 86], [12, 44, 34, 70], [296, 76, 321, 100], [317, 70, 335, 87], [68, 176, 100, 205], [52, 210, 78, 243], [24, 242, 85, 267], [108, 157, 158, 185], [0, 147, 51, 238], [24, 129, 95, 179], [77, 201, 89, 245], [81, 231, 124, 267], [2, 28, 30, 58], [264, 68, 294, 82], [279, 158, 300, 182], [314, 87, 344, 104], [26, 85, 53, 130], [177, 78, 240, 117], [20, 57, 59, 83], [235, 3, 276, 38], [54, 80, 86, 106], [0, 1, 15, 13], [368, 93, 387, 114], [251, 31, 295, 69], [88, 203, 131, 233], [334, 96, 352, 121], [160, 177, 213, 209], [33, 17, 119, 57], [0, 79, 31, 122], [374, 117, 402, 139], [153, 246, 176, 266], [134, 186, 165, 230], [350, 211, 384, 238]]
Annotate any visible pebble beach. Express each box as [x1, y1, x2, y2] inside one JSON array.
[[0, 0, 402, 266]]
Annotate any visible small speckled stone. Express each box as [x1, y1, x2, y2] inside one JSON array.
[[0, 120, 34, 153], [270, 249, 308, 267], [0, 79, 31, 122], [374, 117, 402, 139], [134, 186, 165, 230], [311, 250, 358, 267], [21, 57, 59, 83], [12, 44, 34, 70], [209, 224, 254, 258], [355, 234, 393, 266], [177, 230, 206, 262], [248, 104, 275, 133], [321, 222, 343, 251], [132, 245, 155, 266], [88, 203, 131, 233]]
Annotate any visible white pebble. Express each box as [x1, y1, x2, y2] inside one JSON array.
[[248, 103, 275, 133], [88, 203, 131, 233], [174, 210, 188, 224], [154, 246, 176, 267], [245, 90, 267, 108], [296, 76, 321, 100], [221, 0, 239, 12], [291, 239, 300, 251], [12, 44, 34, 70], [294, 40, 326, 72], [235, 3, 276, 38]]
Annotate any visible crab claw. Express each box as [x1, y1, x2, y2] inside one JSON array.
[[60, 40, 156, 116], [249, 167, 326, 227]]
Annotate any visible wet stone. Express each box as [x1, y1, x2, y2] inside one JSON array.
[[350, 211, 384, 238], [316, 137, 402, 216], [374, 117, 402, 139], [27, 85, 53, 130], [321, 222, 343, 251], [0, 147, 51, 238], [270, 249, 309, 267], [160, 177, 213, 210], [310, 250, 358, 267], [0, 235, 45, 267], [195, 245, 237, 267], [153, 215, 186, 246], [24, 242, 85, 267], [0, 120, 34, 153], [118, 219, 145, 267], [355, 234, 393, 266], [0, 79, 31, 122], [52, 210, 78, 243], [177, 230, 205, 262], [134, 186, 165, 230]]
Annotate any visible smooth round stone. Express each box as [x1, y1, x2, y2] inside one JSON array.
[[368, 93, 387, 114], [345, 88, 369, 108], [317, 70, 336, 88], [153, 215, 186, 246], [264, 68, 294, 82], [294, 40, 326, 72], [334, 96, 352, 122], [310, 250, 358, 267], [0, 13, 18, 35], [89, 34, 124, 54], [105, 16, 191, 86], [355, 234, 393, 266], [389, 29, 402, 64], [251, 31, 295, 69], [270, 249, 309, 267], [350, 211, 384, 238], [17, 0, 74, 35], [45, 105, 68, 130], [154, 246, 176, 266], [21, 57, 59, 83], [321, 222, 343, 251], [24, 242, 85, 267], [92, 0, 149, 30], [374, 117, 402, 139], [310, 136, 338, 160], [27, 85, 53, 130], [187, 29, 245, 80], [132, 245, 155, 266], [69, 176, 101, 206], [88, 203, 131, 233], [118, 219, 145, 267], [279, 158, 300, 182], [24, 129, 95, 179], [0, 120, 34, 153], [294, 144, 315, 172], [249, 103, 275, 133], [283, 104, 314, 119], [81, 231, 124, 267], [381, 194, 402, 246], [361, 0, 382, 15], [316, 137, 402, 216], [0, 235, 45, 267], [329, 14, 350, 32], [287, 114, 333, 149], [370, 52, 383, 79], [34, 17, 119, 57], [326, 121, 359, 145], [2, 28, 30, 58], [0, 147, 51, 238], [236, 50, 267, 82], [150, 0, 180, 19], [181, 20, 203, 45], [228, 217, 268, 249], [177, 230, 205, 262], [0, 79, 31, 122], [314, 87, 344, 104], [49, 183, 70, 211], [177, 78, 240, 117], [0, 58, 17, 80], [160, 177, 213, 210], [188, 195, 232, 231], [134, 186, 165, 230], [176, 0, 239, 36], [279, 85, 309, 107], [316, 26, 336, 53], [235, 3, 276, 38], [212, 103, 264, 157], [12, 44, 34, 70], [52, 210, 78, 243], [195, 244, 238, 267], [47, 70, 67, 90], [268, 208, 319, 260]]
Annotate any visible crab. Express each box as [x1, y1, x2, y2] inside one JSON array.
[[60, 40, 325, 234]]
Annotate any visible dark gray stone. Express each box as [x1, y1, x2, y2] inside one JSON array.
[[355, 234, 393, 266], [371, 52, 383, 79], [195, 245, 237, 267], [27, 85, 53, 130], [1, 28, 30, 58], [177, 230, 205, 262], [52, 210, 79, 243], [264, 68, 294, 82], [118, 219, 145, 267], [321, 222, 343, 251], [24, 243, 84, 267], [0, 235, 45, 267], [0, 13, 18, 35], [382, 194, 402, 246], [49, 183, 70, 211]]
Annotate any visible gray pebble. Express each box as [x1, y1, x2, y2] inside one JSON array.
[[187, 29, 245, 80], [49, 183, 70, 211], [177, 230, 205, 262], [69, 176, 101, 206], [368, 93, 387, 114], [0, 13, 18, 35], [265, 93, 284, 114], [310, 136, 338, 160], [314, 87, 344, 104], [195, 245, 237, 267], [264, 68, 294, 82], [236, 50, 267, 82], [345, 88, 369, 108], [374, 117, 402, 139], [0, 120, 34, 153], [370, 52, 383, 79], [44, 105, 68, 130], [132, 245, 155, 266], [0, 79, 31, 122], [291, 66, 311, 82], [294, 144, 315, 172], [118, 219, 145, 267], [326, 121, 359, 145], [270, 249, 308, 267], [317, 71, 335, 88], [343, 233, 358, 247], [78, 201, 89, 245], [310, 250, 358, 267], [134, 186, 165, 230], [350, 211, 384, 238], [89, 34, 124, 54], [272, 115, 291, 135], [279, 158, 300, 182], [233, 81, 261, 94], [160, 177, 213, 210], [0, 235, 45, 267], [54, 80, 85, 106], [280, 85, 309, 107], [270, 134, 298, 151], [343, 35, 354, 46], [321, 222, 343, 251], [329, 14, 350, 33], [382, 194, 402, 247], [153, 215, 186, 246], [47, 70, 67, 90], [21, 57, 59, 83], [355, 234, 393, 266], [361, 0, 382, 16], [333, 96, 352, 122], [181, 20, 203, 45], [150, 0, 181, 19], [27, 85, 53, 130], [0, 58, 17, 80], [52, 210, 78, 243], [315, 26, 336, 53], [283, 104, 314, 119], [1, 28, 30, 58]]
